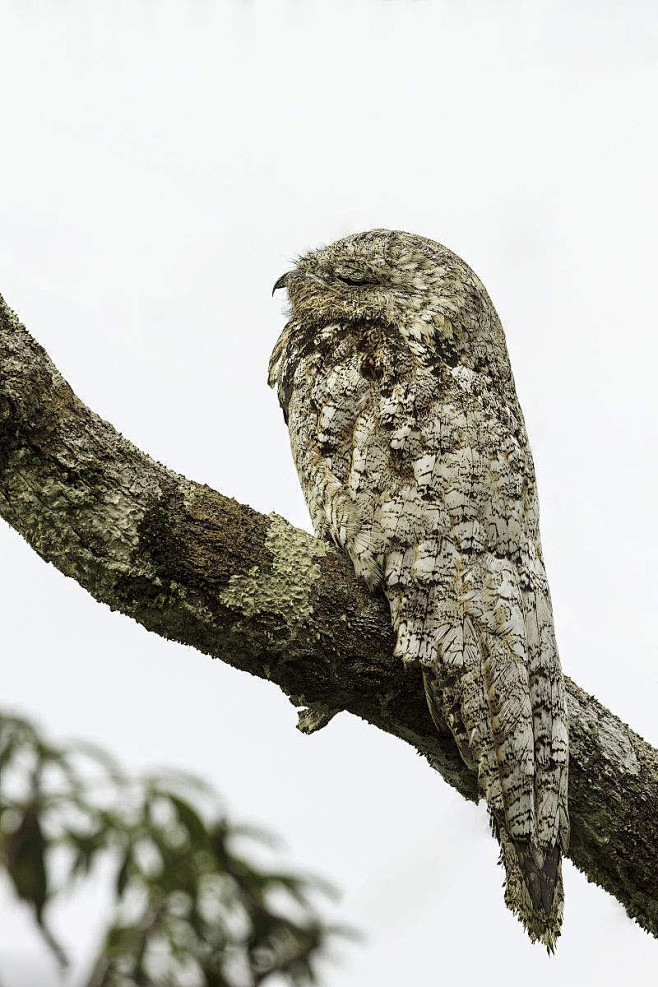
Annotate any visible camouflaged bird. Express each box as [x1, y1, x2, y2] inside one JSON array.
[[269, 230, 569, 948]]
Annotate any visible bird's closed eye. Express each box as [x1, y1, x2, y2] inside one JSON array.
[[336, 274, 377, 287]]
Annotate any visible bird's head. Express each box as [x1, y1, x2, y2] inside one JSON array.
[[269, 230, 507, 395], [272, 229, 486, 336]]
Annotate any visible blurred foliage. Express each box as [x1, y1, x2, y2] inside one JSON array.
[[0, 711, 349, 986]]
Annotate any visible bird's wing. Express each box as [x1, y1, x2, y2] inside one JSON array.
[[271, 319, 392, 586], [374, 344, 569, 945]]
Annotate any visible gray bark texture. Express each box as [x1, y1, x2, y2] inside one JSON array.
[[0, 293, 656, 939]]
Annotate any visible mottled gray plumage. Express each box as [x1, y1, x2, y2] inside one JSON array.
[[269, 230, 569, 947]]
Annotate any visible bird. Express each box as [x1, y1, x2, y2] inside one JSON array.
[[268, 229, 569, 948]]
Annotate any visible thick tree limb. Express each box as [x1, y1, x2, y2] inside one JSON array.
[[0, 293, 656, 939]]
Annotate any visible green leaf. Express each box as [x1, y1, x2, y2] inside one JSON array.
[[115, 843, 134, 898], [4, 802, 48, 918], [167, 793, 210, 849]]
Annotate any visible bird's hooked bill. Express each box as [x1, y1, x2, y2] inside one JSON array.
[[272, 272, 292, 296]]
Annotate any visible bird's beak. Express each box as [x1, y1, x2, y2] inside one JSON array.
[[272, 271, 293, 296]]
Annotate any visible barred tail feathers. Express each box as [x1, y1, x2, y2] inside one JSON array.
[[403, 562, 565, 946], [421, 637, 564, 948]]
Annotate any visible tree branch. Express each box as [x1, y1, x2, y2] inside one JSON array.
[[1, 293, 656, 939]]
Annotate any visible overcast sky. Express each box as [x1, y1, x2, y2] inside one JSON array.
[[1, 1, 657, 984]]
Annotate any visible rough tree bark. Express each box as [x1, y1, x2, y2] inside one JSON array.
[[0, 293, 656, 939]]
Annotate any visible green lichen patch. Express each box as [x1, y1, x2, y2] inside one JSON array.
[[219, 513, 328, 645]]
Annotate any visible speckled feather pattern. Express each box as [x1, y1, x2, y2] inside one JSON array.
[[269, 230, 569, 946]]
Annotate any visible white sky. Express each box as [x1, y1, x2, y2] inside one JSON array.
[[1, 1, 657, 984]]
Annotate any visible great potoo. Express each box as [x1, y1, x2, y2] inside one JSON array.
[[268, 229, 569, 948]]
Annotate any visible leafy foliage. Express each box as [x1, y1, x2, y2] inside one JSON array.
[[0, 711, 348, 986]]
